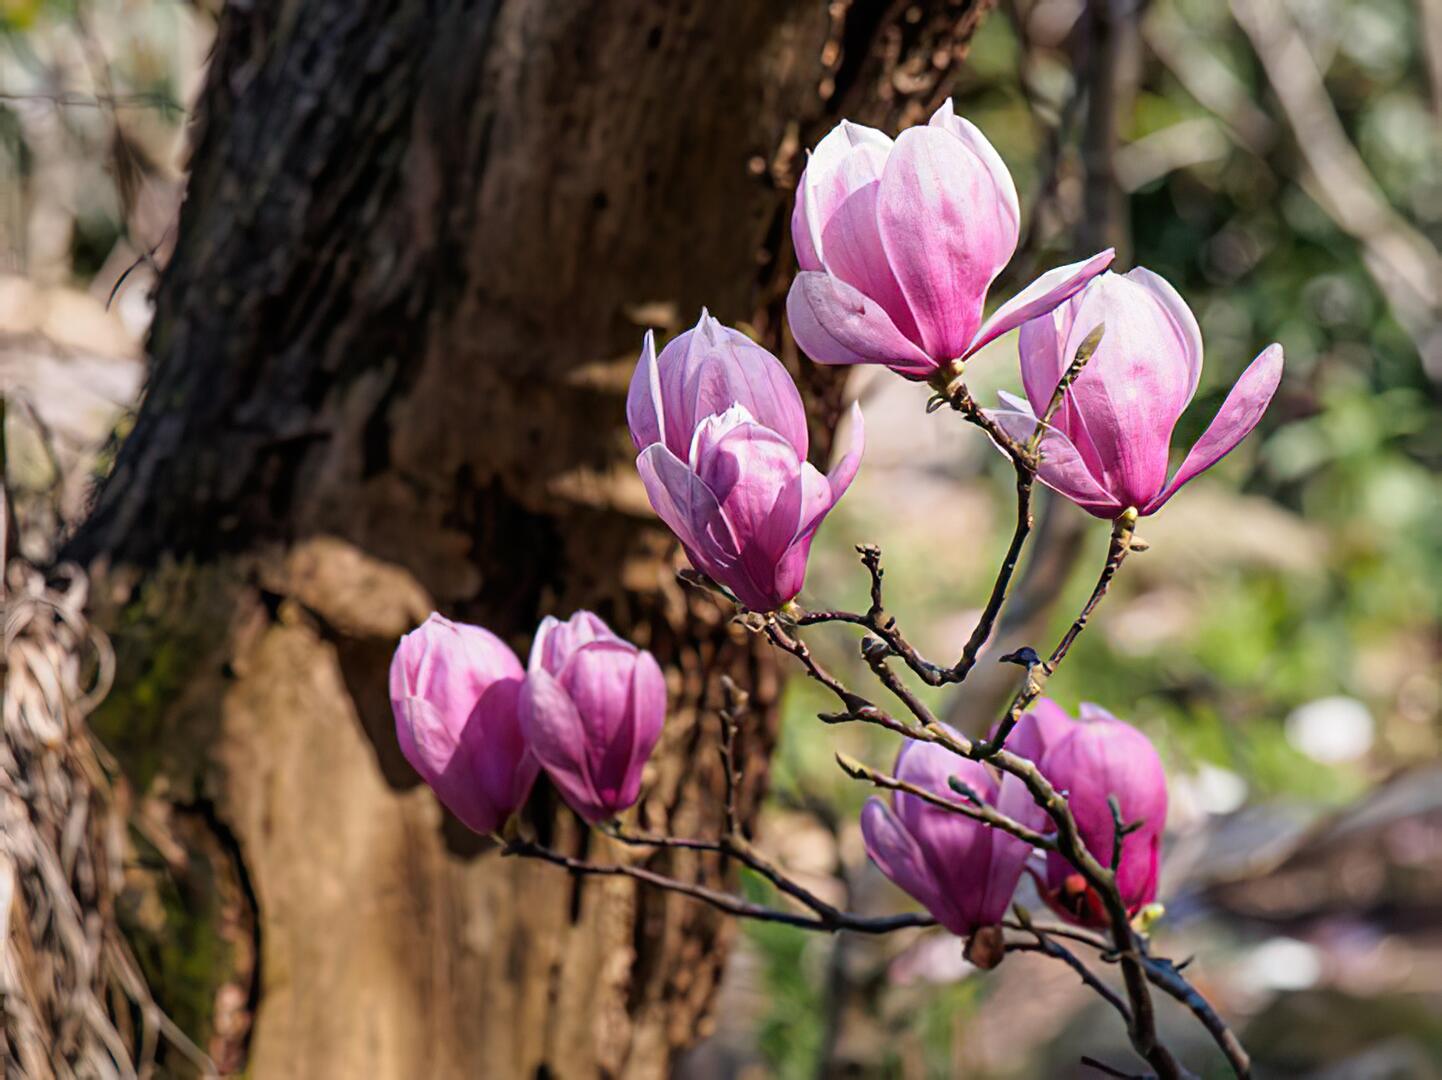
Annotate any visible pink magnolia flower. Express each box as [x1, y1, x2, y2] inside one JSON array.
[[991, 268, 1284, 518], [861, 722, 1047, 939], [1029, 701, 1169, 927], [390, 614, 536, 835], [518, 611, 666, 824], [627, 311, 863, 611], [786, 99, 1114, 380]]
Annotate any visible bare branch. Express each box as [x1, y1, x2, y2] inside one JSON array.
[[834, 753, 1056, 851], [503, 839, 934, 935]]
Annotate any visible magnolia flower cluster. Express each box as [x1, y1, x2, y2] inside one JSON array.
[[390, 611, 665, 833], [862, 701, 1168, 937], [629, 99, 1283, 607], [391, 100, 1284, 950]]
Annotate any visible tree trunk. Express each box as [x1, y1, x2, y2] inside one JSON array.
[[69, 2, 992, 1076]]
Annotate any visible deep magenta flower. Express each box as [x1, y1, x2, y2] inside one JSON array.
[[991, 268, 1284, 518], [1030, 701, 1169, 927], [627, 311, 863, 611], [786, 99, 1113, 380], [518, 611, 666, 824], [861, 723, 1046, 939], [390, 614, 536, 835]]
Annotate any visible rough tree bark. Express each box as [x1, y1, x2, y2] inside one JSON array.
[[69, 2, 992, 1076]]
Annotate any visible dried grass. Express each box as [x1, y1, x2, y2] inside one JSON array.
[[2, 554, 215, 1078]]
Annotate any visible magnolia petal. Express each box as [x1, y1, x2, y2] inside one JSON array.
[[529, 610, 618, 675], [798, 120, 895, 270], [519, 667, 607, 824], [1008, 699, 1077, 765], [625, 330, 665, 452], [619, 649, 667, 808], [817, 146, 919, 342], [1143, 343, 1284, 515], [679, 313, 810, 459], [987, 409, 1123, 517], [390, 615, 525, 742], [1057, 271, 1197, 509], [1126, 266, 1204, 406], [693, 421, 803, 565], [636, 444, 741, 585], [1040, 711, 1168, 919], [400, 698, 502, 833], [462, 678, 537, 830], [796, 402, 865, 543], [928, 98, 1021, 237], [970, 249, 1115, 361], [559, 640, 640, 751], [861, 798, 959, 934], [877, 125, 1015, 361], [787, 271, 935, 377]]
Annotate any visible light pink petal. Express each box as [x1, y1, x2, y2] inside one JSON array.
[[796, 120, 895, 271], [693, 422, 801, 552], [977, 805, 1033, 925], [969, 249, 1115, 360], [400, 697, 501, 834], [642, 314, 805, 460], [817, 147, 921, 342], [390, 614, 525, 743], [636, 444, 741, 586], [928, 98, 1020, 236], [625, 330, 665, 452], [877, 125, 1018, 361], [987, 408, 1123, 518], [796, 402, 865, 543], [396, 696, 459, 786], [667, 312, 810, 460], [1143, 344, 1284, 515], [520, 668, 606, 824], [795, 463, 833, 545], [792, 177, 822, 271], [1126, 267, 1204, 406], [787, 271, 936, 377], [1016, 295, 1107, 479], [1058, 272, 1196, 510], [529, 610, 618, 675]]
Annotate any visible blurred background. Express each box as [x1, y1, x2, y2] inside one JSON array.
[[3, 0, 1441, 1077]]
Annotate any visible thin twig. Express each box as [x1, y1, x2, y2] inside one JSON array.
[[952, 458, 1033, 682], [834, 753, 1055, 851], [1047, 508, 1137, 671], [503, 839, 934, 934], [1080, 1057, 1148, 1080], [796, 546, 949, 685], [1141, 953, 1252, 1079], [717, 676, 746, 838]]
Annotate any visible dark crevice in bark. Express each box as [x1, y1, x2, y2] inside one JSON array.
[[171, 795, 262, 1071]]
